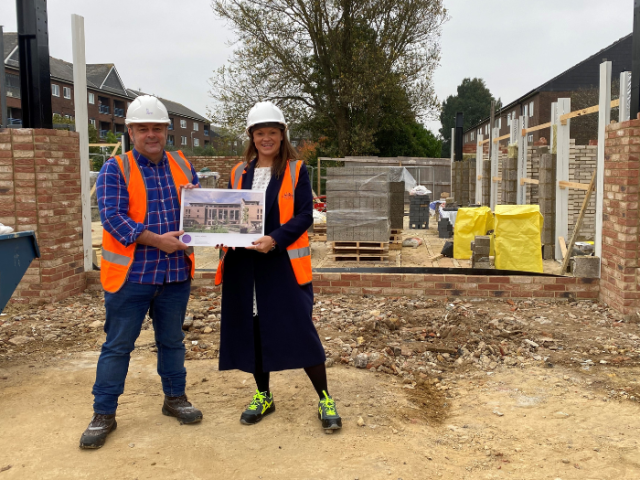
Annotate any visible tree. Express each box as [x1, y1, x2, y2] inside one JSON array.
[[439, 78, 496, 158], [570, 80, 620, 145], [210, 0, 448, 156]]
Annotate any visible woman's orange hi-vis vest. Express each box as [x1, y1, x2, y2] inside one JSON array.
[[100, 150, 196, 293], [214, 160, 312, 286]]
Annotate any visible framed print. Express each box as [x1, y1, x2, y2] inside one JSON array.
[[179, 188, 265, 247]]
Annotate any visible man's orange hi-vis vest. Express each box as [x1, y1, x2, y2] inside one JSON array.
[[100, 150, 196, 293], [214, 160, 312, 286]]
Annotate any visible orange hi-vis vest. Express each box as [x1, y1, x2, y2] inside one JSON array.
[[214, 160, 312, 286], [100, 150, 196, 293]]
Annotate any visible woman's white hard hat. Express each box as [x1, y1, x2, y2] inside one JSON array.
[[125, 95, 171, 125], [246, 101, 287, 134]]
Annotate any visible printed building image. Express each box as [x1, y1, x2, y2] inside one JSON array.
[[184, 199, 263, 228]]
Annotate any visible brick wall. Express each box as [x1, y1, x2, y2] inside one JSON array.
[[1, 128, 86, 305], [599, 118, 640, 315], [186, 156, 244, 188]]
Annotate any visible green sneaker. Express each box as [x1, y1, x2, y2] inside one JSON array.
[[240, 390, 275, 425], [318, 390, 342, 430]]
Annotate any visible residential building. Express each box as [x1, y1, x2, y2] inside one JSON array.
[[462, 33, 632, 151], [3, 32, 211, 147], [184, 199, 263, 227]]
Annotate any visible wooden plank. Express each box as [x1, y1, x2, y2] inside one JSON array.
[[477, 174, 483, 180], [492, 133, 511, 143], [524, 122, 552, 134], [559, 99, 619, 125], [559, 236, 568, 259], [492, 176, 502, 182], [558, 180, 591, 191], [88, 143, 119, 147], [110, 142, 121, 158], [520, 178, 539, 186], [561, 171, 597, 274], [480, 138, 490, 145]]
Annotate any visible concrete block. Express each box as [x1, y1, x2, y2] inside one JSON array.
[[571, 256, 600, 278]]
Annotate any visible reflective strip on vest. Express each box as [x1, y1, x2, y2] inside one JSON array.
[[289, 160, 298, 206], [233, 163, 247, 189], [168, 151, 193, 183], [287, 246, 310, 260], [117, 154, 131, 186], [101, 248, 131, 266], [185, 246, 194, 256]]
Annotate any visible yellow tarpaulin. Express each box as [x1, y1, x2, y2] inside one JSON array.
[[494, 205, 544, 273], [453, 207, 494, 260]]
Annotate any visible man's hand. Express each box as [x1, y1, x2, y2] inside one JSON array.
[[137, 230, 188, 254], [246, 236, 276, 254], [182, 183, 200, 190]]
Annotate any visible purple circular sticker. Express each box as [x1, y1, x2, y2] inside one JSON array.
[[182, 234, 192, 244]]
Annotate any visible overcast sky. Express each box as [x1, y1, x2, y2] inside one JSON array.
[[2, 0, 633, 136]]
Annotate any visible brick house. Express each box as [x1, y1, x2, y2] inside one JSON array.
[[184, 200, 263, 227], [461, 33, 632, 151], [3, 32, 212, 146]]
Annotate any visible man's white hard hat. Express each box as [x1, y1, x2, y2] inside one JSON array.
[[125, 95, 171, 125], [246, 101, 287, 134]]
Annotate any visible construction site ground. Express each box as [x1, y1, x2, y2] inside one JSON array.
[[1, 289, 639, 479]]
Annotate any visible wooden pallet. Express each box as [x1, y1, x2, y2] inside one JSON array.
[[310, 235, 327, 242], [329, 254, 389, 262], [389, 243, 403, 250], [313, 224, 327, 233], [331, 241, 387, 248]]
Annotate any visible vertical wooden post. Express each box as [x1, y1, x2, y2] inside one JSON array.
[[517, 115, 528, 204], [555, 98, 571, 261], [476, 134, 483, 204], [595, 61, 612, 262], [490, 127, 499, 209], [620, 71, 632, 123], [71, 14, 93, 272]]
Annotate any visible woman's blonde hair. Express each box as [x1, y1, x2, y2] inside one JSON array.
[[244, 124, 299, 178]]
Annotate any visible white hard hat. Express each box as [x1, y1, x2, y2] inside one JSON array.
[[125, 95, 171, 125], [246, 101, 287, 134]]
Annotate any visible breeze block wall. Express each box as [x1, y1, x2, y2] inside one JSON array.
[[1, 128, 86, 305], [599, 118, 640, 316], [185, 156, 244, 188]]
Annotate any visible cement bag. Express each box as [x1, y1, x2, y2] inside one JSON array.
[[453, 207, 494, 260], [494, 205, 543, 273]]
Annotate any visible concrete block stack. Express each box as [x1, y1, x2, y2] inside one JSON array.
[[409, 195, 430, 229], [389, 181, 405, 229], [471, 235, 492, 268], [326, 167, 390, 242]]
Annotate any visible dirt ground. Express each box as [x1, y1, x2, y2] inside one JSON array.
[[1, 291, 639, 479]]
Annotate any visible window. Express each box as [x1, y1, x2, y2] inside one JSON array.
[[169, 118, 174, 130], [88, 92, 95, 104], [89, 118, 96, 127], [529, 101, 534, 117], [523, 105, 528, 117], [470, 132, 475, 141], [180, 119, 187, 128], [507, 112, 511, 126], [181, 136, 187, 145], [63, 87, 71, 99], [193, 123, 199, 131], [168, 135, 175, 146], [194, 138, 200, 147], [528, 134, 534, 143], [51, 84, 60, 97]]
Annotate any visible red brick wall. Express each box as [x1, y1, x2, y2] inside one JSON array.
[[1, 128, 86, 305], [599, 118, 640, 315], [186, 156, 244, 188]]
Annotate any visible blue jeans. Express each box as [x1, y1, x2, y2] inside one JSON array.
[[92, 280, 191, 414]]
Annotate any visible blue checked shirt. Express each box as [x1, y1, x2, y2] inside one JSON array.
[[96, 149, 199, 285]]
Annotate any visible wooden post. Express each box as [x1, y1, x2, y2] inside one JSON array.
[[71, 14, 93, 272], [555, 98, 571, 261], [517, 115, 528, 204], [561, 171, 597, 274], [490, 127, 499, 209], [595, 61, 612, 263], [476, 134, 483, 204], [620, 71, 632, 123]]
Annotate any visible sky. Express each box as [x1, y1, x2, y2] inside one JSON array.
[[184, 188, 263, 206], [2, 0, 634, 137]]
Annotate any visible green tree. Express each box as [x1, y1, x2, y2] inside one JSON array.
[[439, 78, 497, 158], [210, 0, 448, 157]]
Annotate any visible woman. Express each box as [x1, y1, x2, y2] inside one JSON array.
[[215, 101, 341, 431]]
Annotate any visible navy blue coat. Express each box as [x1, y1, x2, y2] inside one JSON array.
[[218, 158, 325, 373]]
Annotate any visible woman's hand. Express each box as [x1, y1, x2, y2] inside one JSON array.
[[215, 244, 236, 250], [246, 236, 276, 253], [182, 183, 200, 190]]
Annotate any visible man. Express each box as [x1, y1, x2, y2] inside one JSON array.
[[80, 95, 202, 449]]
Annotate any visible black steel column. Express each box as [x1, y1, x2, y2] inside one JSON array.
[[454, 112, 464, 161], [632, 0, 640, 119], [0, 26, 7, 128], [16, 0, 52, 129]]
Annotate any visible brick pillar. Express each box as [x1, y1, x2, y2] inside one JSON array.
[[599, 119, 640, 316], [0, 128, 85, 305], [539, 151, 556, 260], [501, 149, 517, 205]]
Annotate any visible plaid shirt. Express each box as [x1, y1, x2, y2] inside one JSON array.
[[96, 149, 199, 285]]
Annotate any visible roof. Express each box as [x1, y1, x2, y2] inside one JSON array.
[[127, 89, 209, 123], [3, 32, 208, 122], [464, 33, 633, 133]]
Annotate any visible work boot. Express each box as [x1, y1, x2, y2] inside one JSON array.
[[162, 395, 203, 424], [240, 390, 275, 425], [79, 414, 117, 449], [318, 391, 342, 430]]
